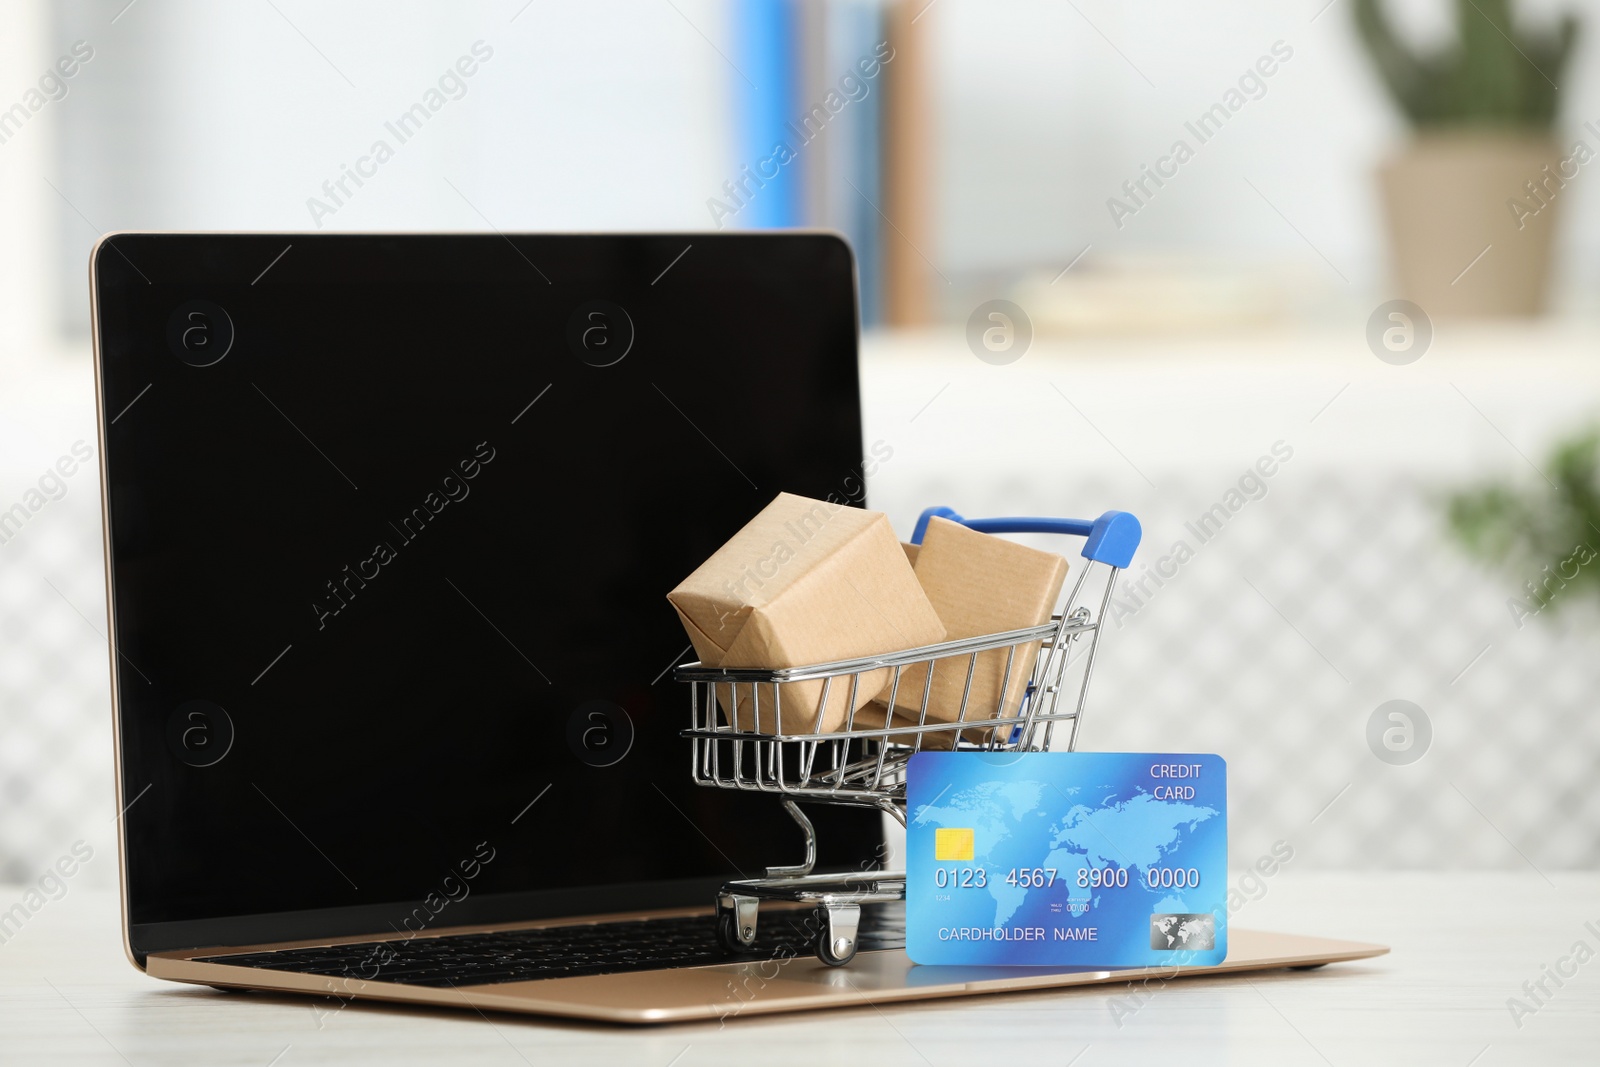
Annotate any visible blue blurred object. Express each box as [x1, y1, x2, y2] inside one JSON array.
[[825, 0, 885, 324], [732, 0, 804, 228], [729, 0, 889, 323]]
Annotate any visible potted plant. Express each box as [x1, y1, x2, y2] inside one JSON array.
[[1449, 425, 1600, 626], [1355, 0, 1578, 316]]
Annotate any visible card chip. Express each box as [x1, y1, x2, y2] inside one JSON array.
[[934, 828, 974, 861]]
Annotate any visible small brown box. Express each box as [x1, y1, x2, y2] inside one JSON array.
[[667, 493, 946, 734], [880, 516, 1068, 739]]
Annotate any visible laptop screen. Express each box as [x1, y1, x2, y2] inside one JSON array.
[[93, 233, 882, 957]]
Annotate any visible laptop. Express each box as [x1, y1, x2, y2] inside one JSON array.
[[90, 232, 1386, 1024]]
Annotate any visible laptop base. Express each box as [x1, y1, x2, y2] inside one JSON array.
[[148, 925, 1387, 1025]]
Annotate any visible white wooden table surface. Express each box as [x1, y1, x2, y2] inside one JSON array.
[[0, 873, 1594, 1065]]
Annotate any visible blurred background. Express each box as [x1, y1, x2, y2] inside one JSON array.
[[2, 0, 1598, 889]]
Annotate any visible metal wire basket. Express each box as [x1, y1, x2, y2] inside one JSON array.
[[676, 506, 1140, 965]]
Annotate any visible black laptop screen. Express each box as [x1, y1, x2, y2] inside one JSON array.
[[93, 233, 882, 954]]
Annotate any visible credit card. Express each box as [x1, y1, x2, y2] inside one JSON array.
[[906, 752, 1226, 967]]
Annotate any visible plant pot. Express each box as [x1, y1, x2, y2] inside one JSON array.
[[1378, 130, 1564, 317]]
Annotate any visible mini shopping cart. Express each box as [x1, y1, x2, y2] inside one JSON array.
[[675, 505, 1141, 966]]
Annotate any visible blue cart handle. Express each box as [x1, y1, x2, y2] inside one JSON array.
[[910, 507, 1141, 569]]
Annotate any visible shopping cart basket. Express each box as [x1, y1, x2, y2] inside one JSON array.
[[675, 506, 1140, 965]]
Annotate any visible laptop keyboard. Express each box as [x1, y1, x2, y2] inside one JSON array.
[[195, 906, 904, 987]]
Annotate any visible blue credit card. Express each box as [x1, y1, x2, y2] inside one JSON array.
[[906, 752, 1227, 967]]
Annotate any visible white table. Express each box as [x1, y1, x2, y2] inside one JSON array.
[[1, 874, 1593, 1065]]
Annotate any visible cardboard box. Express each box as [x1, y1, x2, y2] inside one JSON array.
[[880, 516, 1068, 741], [851, 697, 1002, 750], [667, 493, 946, 734]]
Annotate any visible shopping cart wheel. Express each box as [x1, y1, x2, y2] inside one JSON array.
[[716, 893, 760, 952], [813, 903, 860, 967]]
